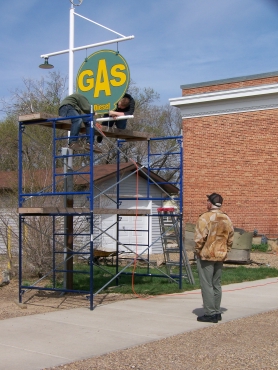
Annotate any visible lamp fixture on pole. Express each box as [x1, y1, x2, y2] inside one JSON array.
[[39, 1, 134, 94], [39, 57, 54, 69]]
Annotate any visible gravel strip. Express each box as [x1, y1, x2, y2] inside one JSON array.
[[45, 310, 278, 370]]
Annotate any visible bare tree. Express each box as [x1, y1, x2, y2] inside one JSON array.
[[0, 71, 67, 117]]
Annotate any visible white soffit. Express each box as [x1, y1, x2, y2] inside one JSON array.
[[169, 83, 278, 118]]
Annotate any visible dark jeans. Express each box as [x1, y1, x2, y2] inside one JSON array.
[[101, 118, 127, 130], [59, 104, 91, 144]]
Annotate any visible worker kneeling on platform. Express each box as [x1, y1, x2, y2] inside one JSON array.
[[59, 93, 101, 153], [97, 93, 135, 143]]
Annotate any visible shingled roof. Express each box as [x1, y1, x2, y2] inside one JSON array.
[[0, 162, 179, 194]]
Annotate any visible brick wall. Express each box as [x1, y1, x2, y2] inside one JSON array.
[[182, 77, 278, 236]]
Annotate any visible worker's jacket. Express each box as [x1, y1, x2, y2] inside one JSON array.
[[194, 209, 234, 261]]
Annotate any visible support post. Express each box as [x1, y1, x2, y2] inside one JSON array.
[[63, 148, 74, 290], [69, 4, 74, 95]]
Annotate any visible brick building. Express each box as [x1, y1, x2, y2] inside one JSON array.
[[170, 71, 278, 236]]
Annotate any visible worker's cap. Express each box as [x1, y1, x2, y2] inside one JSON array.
[[207, 193, 223, 207]]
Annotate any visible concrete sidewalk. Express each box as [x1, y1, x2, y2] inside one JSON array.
[[0, 277, 278, 370]]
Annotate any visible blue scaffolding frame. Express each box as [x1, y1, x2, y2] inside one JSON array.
[[17, 113, 193, 311]]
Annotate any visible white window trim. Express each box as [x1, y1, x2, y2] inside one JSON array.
[[169, 83, 278, 118]]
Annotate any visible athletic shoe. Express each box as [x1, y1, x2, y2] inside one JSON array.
[[84, 143, 102, 153], [93, 145, 102, 153], [84, 142, 90, 151], [69, 142, 83, 152]]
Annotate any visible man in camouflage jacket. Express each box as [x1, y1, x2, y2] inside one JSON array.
[[194, 193, 234, 323]]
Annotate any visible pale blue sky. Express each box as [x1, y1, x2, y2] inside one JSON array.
[[1, 0, 278, 114]]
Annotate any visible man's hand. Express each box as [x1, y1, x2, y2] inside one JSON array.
[[194, 251, 200, 259]]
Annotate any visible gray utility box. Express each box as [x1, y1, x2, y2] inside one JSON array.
[[184, 223, 195, 251], [184, 224, 252, 264], [226, 228, 253, 264]]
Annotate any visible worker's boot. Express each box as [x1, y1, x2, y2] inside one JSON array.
[[69, 141, 83, 152], [197, 314, 218, 323]]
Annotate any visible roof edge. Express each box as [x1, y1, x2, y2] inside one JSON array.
[[180, 71, 278, 90]]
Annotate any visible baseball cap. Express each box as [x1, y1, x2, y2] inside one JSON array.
[[207, 193, 223, 207]]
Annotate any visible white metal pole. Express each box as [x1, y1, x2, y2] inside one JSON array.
[[69, 5, 74, 95], [41, 36, 134, 59], [96, 115, 134, 122]]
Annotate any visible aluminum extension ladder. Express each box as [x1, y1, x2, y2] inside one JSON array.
[[157, 207, 195, 285]]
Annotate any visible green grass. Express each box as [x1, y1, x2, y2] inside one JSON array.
[[251, 243, 269, 253], [70, 264, 199, 295], [45, 263, 278, 296], [221, 265, 278, 284]]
